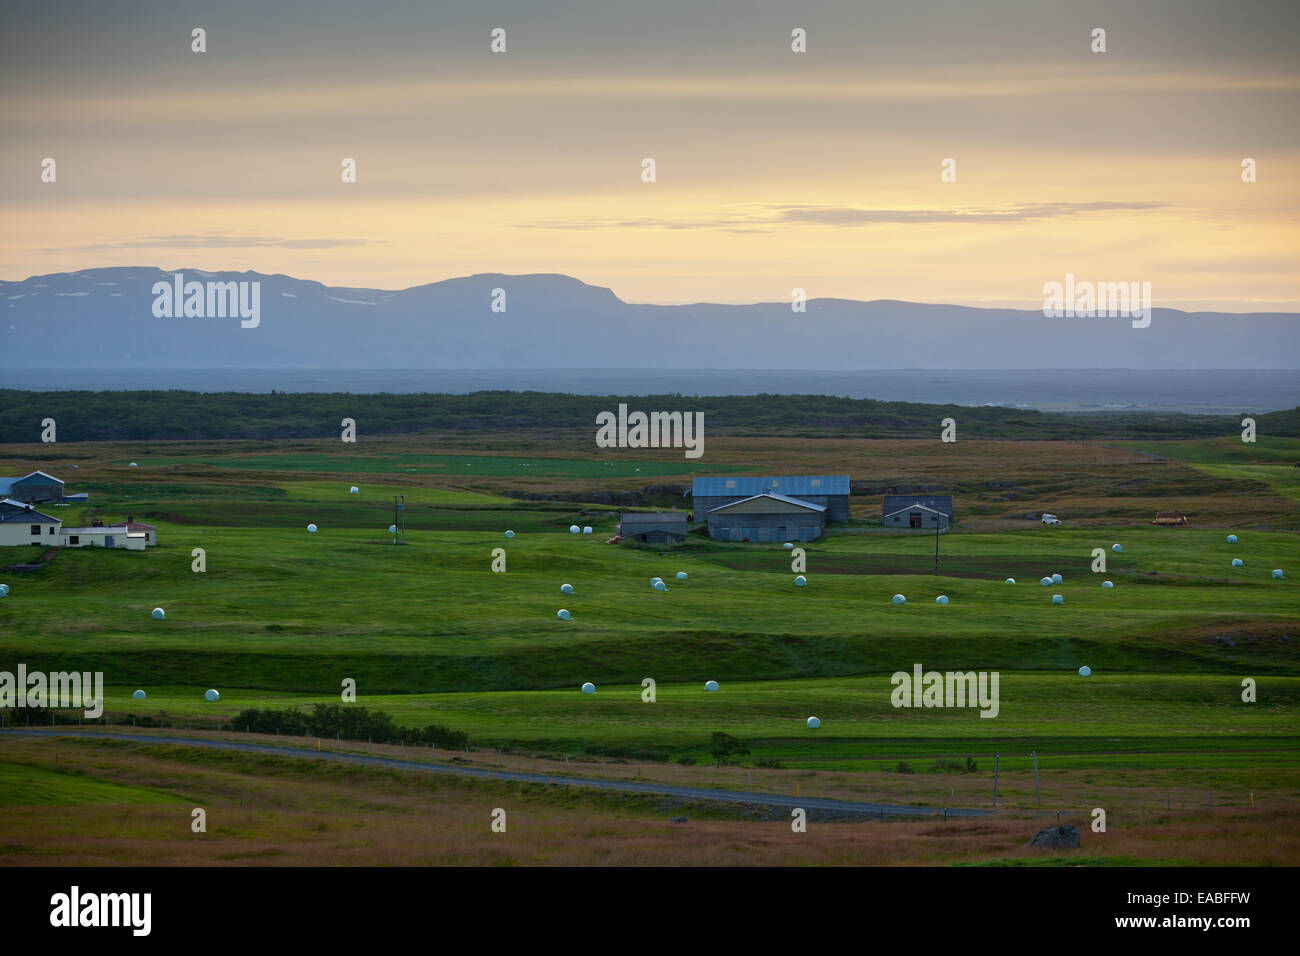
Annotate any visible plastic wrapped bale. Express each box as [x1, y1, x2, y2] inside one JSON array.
[[350, 486, 359, 494], [1052, 594, 1064, 605], [1273, 569, 1285, 579], [557, 609, 571, 621], [1102, 580, 1114, 589], [151, 607, 165, 620], [569, 525, 580, 534], [388, 524, 397, 534], [653, 580, 668, 592], [1231, 558, 1244, 568], [582, 526, 593, 535], [1078, 666, 1091, 677], [892, 594, 906, 605], [204, 689, 220, 701], [581, 682, 595, 694], [129, 462, 138, 467], [1004, 578, 1015, 584], [1226, 534, 1238, 543], [783, 542, 794, 550], [806, 716, 821, 729], [1112, 543, 1122, 553], [1051, 573, 1063, 584], [560, 583, 575, 594], [1039, 576, 1052, 586], [0, 584, 8, 597], [132, 689, 146, 700], [504, 530, 515, 538], [705, 680, 719, 692], [675, 571, 688, 580], [936, 595, 949, 605], [794, 575, 807, 587], [307, 524, 318, 533]]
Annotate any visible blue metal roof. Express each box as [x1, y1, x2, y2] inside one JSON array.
[[692, 475, 850, 497]]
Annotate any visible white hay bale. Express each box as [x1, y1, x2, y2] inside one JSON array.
[[582, 526, 593, 535], [705, 680, 719, 692], [1231, 558, 1244, 568], [581, 682, 595, 694], [0, 584, 8, 597], [1039, 576, 1052, 586], [350, 486, 359, 494], [1112, 543, 1122, 553], [1226, 534, 1237, 543], [132, 689, 146, 700], [783, 542, 794, 550], [388, 524, 397, 534], [1078, 666, 1091, 677], [675, 571, 688, 580], [557, 609, 571, 621], [892, 594, 906, 605], [1102, 580, 1114, 589], [560, 583, 575, 594], [806, 716, 821, 729], [569, 525, 580, 534], [204, 689, 220, 701], [1272, 569, 1285, 579], [151, 607, 165, 620], [653, 580, 668, 591], [1051, 573, 1063, 584], [307, 523, 318, 533], [936, 595, 949, 605], [795, 575, 807, 587], [1052, 594, 1064, 605], [504, 530, 515, 538], [1004, 578, 1015, 584]]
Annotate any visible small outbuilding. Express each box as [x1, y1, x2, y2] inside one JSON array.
[[706, 492, 826, 542], [882, 502, 950, 530], [618, 511, 688, 544]]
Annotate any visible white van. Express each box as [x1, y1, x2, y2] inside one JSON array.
[[1041, 513, 1061, 525]]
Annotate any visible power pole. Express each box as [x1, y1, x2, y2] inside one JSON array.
[[393, 494, 405, 545], [934, 511, 940, 575]]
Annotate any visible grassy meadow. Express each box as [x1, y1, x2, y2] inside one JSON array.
[[1, 430, 1297, 863]]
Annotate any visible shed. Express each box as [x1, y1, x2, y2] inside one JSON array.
[[691, 476, 850, 523], [0, 471, 65, 505], [882, 494, 953, 520], [882, 502, 950, 531], [618, 511, 688, 544]]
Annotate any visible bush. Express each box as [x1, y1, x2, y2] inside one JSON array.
[[895, 761, 915, 774], [228, 704, 468, 749], [753, 757, 785, 769]]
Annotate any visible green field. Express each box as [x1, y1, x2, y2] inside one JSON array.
[[0, 760, 186, 806], [2, 438, 1297, 789]]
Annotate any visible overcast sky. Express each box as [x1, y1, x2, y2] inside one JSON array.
[[1, 0, 1296, 309]]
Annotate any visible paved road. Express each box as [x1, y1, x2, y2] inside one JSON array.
[[1, 728, 992, 818]]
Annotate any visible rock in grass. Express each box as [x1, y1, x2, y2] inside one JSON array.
[[1025, 824, 1079, 849]]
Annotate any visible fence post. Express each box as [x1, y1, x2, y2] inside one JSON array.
[[1031, 751, 1041, 806]]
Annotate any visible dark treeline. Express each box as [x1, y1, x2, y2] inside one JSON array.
[[1, 388, 1293, 442], [230, 704, 470, 748]]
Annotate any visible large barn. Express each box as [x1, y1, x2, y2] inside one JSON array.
[[691, 476, 851, 523], [0, 471, 66, 505], [706, 492, 826, 542]]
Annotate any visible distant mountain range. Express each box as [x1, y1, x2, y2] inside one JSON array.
[[2, 268, 1296, 370]]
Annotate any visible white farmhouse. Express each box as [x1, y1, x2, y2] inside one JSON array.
[[0, 498, 63, 547]]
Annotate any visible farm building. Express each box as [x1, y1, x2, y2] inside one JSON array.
[[0, 470, 67, 504], [690, 476, 850, 523], [0, 498, 63, 546], [59, 527, 147, 549], [706, 492, 826, 542], [882, 502, 950, 530], [107, 517, 158, 545], [1152, 512, 1188, 526], [618, 511, 688, 544], [881, 494, 953, 520]]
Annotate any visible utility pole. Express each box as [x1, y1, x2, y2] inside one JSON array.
[[393, 494, 405, 545], [934, 511, 941, 575]]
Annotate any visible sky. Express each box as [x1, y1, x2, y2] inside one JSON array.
[[1, 0, 1297, 310]]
